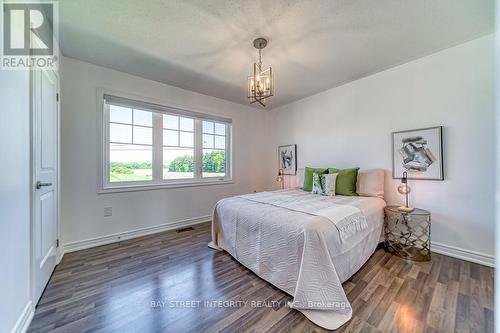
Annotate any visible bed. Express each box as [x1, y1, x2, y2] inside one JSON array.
[[208, 172, 386, 330]]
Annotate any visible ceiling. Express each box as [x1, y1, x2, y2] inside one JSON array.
[[59, 0, 494, 109]]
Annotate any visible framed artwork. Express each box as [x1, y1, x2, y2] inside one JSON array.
[[278, 144, 297, 175], [392, 126, 444, 180]]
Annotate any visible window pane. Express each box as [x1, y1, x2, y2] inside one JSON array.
[[179, 131, 194, 147], [106, 97, 231, 186], [109, 105, 132, 124], [133, 126, 152, 145], [203, 121, 214, 134], [163, 147, 194, 180], [179, 117, 194, 131], [203, 149, 225, 178], [110, 123, 132, 143], [214, 123, 225, 136], [163, 130, 178, 146], [133, 109, 152, 127], [214, 135, 225, 149], [163, 115, 178, 130], [109, 144, 152, 182], [203, 134, 214, 148]]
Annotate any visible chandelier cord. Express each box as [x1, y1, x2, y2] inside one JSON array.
[[258, 49, 262, 66]]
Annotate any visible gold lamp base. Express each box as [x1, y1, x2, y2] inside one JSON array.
[[398, 206, 415, 213]]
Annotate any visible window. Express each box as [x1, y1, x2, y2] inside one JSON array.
[[100, 94, 232, 191], [202, 121, 227, 178], [109, 106, 153, 182], [163, 114, 195, 180]]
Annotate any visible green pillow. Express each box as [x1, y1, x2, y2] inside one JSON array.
[[328, 167, 360, 196], [303, 167, 327, 192]]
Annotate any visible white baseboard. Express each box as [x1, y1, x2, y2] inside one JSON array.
[[432, 241, 494, 267], [56, 247, 64, 264], [10, 301, 34, 333], [57, 216, 494, 268], [61, 215, 211, 255]]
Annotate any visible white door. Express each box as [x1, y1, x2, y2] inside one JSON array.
[[32, 69, 59, 303]]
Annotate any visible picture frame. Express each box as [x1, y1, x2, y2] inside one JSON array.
[[278, 144, 297, 175], [392, 126, 444, 180]]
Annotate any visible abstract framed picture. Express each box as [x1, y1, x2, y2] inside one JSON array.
[[392, 126, 444, 180], [278, 144, 297, 175]]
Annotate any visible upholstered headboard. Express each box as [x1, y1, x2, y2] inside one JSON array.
[[281, 168, 304, 189]]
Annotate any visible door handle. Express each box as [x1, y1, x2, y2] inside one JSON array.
[[36, 181, 52, 189]]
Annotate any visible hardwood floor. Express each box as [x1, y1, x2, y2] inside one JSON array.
[[28, 222, 494, 333]]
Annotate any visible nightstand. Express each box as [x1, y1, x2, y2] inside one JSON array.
[[384, 206, 431, 261]]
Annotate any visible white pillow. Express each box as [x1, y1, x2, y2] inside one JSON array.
[[356, 169, 385, 198], [323, 173, 337, 196]]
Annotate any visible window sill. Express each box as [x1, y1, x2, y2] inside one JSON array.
[[97, 179, 234, 194]]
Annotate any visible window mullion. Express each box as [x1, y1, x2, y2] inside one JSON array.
[[194, 119, 203, 179], [152, 113, 163, 182]]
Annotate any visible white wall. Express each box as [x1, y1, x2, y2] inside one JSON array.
[[60, 56, 270, 245], [60, 35, 494, 263], [268, 35, 495, 260], [0, 71, 32, 332]]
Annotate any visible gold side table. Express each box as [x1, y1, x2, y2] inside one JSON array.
[[384, 206, 431, 261]]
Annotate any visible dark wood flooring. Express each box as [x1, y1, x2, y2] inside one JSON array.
[[28, 222, 494, 333]]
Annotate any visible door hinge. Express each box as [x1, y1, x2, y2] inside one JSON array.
[[56, 239, 59, 247], [56, 93, 59, 102]]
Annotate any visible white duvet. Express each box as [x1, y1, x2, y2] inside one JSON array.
[[209, 189, 386, 330]]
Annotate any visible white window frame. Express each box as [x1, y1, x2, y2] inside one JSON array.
[[97, 89, 232, 193]]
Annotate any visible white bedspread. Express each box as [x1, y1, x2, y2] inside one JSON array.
[[237, 191, 368, 243], [209, 189, 386, 330]]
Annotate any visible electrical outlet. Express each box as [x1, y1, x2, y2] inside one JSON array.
[[104, 206, 112, 217]]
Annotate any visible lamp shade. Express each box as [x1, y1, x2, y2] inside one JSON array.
[[276, 169, 283, 183], [397, 183, 411, 195], [276, 169, 284, 189]]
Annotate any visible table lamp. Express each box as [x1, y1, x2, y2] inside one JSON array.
[[397, 171, 414, 212], [276, 169, 284, 189]]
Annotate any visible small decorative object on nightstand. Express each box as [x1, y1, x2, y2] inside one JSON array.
[[384, 206, 431, 261]]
